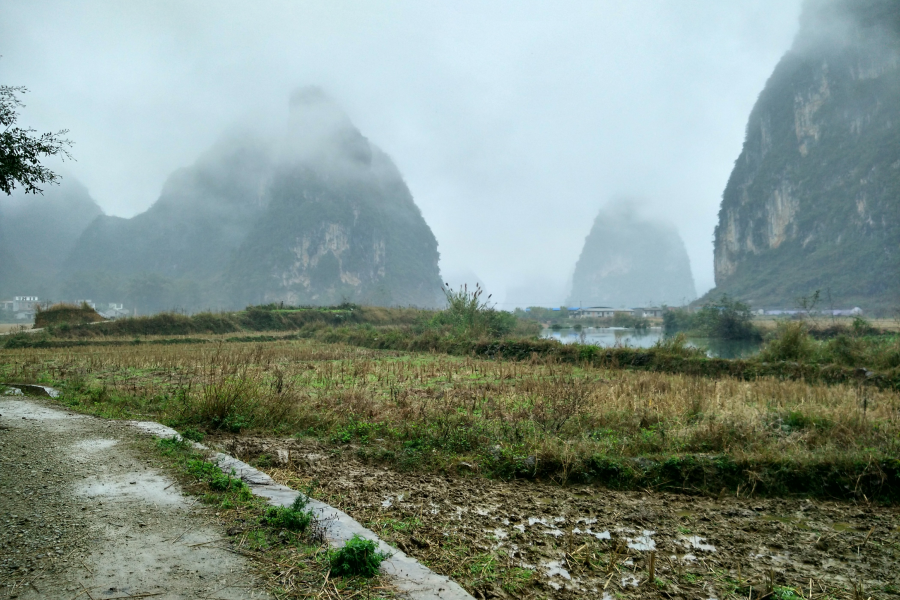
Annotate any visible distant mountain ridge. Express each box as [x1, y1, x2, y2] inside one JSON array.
[[0, 179, 103, 298], [708, 0, 900, 312], [61, 88, 443, 312]]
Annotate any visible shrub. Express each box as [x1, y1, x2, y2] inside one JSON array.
[[758, 322, 817, 362], [652, 333, 706, 358], [330, 534, 390, 577], [179, 427, 205, 442], [193, 377, 259, 432], [431, 284, 516, 338], [260, 494, 313, 532], [694, 295, 759, 339], [664, 295, 759, 340], [186, 458, 249, 494], [662, 308, 697, 335]]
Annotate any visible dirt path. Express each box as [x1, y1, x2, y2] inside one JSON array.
[[0, 396, 271, 600], [226, 436, 900, 599]]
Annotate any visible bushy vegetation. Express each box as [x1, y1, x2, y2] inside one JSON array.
[[664, 295, 760, 340], [8, 301, 897, 390], [29, 299, 540, 343], [329, 535, 389, 578], [34, 302, 105, 328], [430, 284, 517, 338], [152, 435, 389, 598], [260, 494, 313, 532], [758, 321, 900, 371], [185, 456, 252, 496], [38, 303, 423, 338], [513, 306, 651, 330]]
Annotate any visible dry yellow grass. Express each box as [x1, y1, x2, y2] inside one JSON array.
[[3, 337, 896, 480], [752, 315, 900, 332]]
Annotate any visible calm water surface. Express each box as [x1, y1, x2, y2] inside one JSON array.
[[541, 327, 761, 359]]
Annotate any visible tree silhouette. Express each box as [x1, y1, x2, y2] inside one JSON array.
[[1, 84, 72, 195]]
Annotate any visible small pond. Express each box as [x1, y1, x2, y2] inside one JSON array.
[[541, 327, 761, 359]]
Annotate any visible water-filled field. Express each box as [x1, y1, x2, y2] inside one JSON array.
[[542, 327, 762, 359]]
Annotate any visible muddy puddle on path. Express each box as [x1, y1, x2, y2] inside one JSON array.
[[217, 436, 900, 599]]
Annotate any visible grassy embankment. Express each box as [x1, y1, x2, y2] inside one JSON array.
[[33, 302, 106, 328], [5, 299, 899, 390]]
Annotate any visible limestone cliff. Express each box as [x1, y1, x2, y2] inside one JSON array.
[[711, 0, 900, 311], [223, 88, 442, 307], [567, 203, 696, 308], [65, 88, 443, 311]]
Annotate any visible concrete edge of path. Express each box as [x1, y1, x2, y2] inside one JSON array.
[[129, 420, 474, 600]]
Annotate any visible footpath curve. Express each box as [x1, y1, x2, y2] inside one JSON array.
[[131, 421, 473, 600], [0, 385, 472, 600]]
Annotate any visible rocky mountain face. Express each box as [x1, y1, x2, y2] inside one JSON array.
[[224, 88, 442, 307], [64, 88, 443, 311], [711, 0, 900, 311], [567, 204, 696, 308]]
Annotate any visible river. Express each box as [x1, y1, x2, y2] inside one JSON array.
[[540, 327, 761, 359]]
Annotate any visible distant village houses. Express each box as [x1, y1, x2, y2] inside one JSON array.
[[0, 296, 48, 321], [570, 307, 662, 318], [1, 297, 131, 322], [755, 308, 863, 317], [98, 303, 130, 320]]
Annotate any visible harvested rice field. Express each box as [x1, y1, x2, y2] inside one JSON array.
[[2, 337, 900, 598], [211, 434, 900, 599]]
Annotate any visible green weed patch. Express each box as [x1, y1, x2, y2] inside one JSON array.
[[329, 535, 390, 578], [150, 436, 393, 598], [260, 494, 313, 532]]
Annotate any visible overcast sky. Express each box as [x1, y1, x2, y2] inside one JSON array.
[[1, 0, 802, 306]]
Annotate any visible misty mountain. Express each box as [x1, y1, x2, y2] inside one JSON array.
[[566, 203, 696, 308], [0, 231, 20, 298], [709, 0, 900, 311], [0, 179, 103, 296], [64, 88, 443, 311], [65, 135, 271, 283]]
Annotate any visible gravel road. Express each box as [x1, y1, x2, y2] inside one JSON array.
[[0, 395, 271, 600]]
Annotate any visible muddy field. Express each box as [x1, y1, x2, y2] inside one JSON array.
[[214, 435, 900, 600]]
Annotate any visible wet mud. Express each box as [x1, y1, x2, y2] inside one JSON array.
[[220, 436, 900, 599]]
